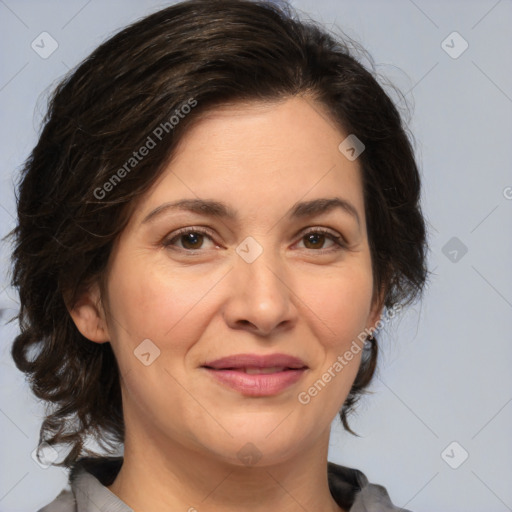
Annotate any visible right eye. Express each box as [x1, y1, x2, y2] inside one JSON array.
[[162, 227, 218, 252]]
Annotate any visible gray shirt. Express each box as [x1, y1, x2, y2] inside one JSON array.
[[37, 457, 412, 512]]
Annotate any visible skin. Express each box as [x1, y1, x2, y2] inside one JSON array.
[[70, 95, 384, 512]]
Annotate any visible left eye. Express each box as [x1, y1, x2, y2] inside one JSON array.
[[162, 228, 345, 252], [297, 229, 344, 250]]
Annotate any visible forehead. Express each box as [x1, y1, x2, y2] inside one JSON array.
[[130, 96, 365, 226]]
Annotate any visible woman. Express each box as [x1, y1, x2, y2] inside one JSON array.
[[9, 0, 428, 510]]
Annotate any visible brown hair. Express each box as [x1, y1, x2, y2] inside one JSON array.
[[8, 0, 428, 467]]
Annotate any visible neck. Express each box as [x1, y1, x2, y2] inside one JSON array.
[[107, 424, 344, 512]]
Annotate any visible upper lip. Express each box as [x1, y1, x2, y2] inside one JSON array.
[[202, 353, 308, 370]]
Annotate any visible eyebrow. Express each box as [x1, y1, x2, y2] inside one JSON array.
[[141, 197, 361, 227]]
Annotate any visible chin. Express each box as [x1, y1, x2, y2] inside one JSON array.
[[196, 423, 314, 469]]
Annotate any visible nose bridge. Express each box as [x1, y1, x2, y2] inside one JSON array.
[[237, 234, 288, 300], [225, 234, 294, 334]]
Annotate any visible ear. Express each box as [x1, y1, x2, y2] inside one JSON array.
[[66, 282, 110, 343], [365, 286, 387, 333]]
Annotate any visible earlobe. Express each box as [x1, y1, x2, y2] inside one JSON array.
[[66, 283, 110, 343]]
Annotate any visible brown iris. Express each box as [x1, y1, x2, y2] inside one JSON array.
[[302, 232, 327, 249], [180, 232, 204, 250]]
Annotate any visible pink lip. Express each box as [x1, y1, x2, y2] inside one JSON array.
[[201, 353, 308, 397], [203, 353, 307, 370]]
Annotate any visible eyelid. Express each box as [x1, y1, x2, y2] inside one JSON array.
[[299, 226, 346, 242]]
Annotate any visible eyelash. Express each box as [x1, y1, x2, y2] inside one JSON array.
[[162, 226, 347, 254]]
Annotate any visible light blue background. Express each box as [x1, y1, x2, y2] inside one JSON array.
[[1, 1, 511, 511]]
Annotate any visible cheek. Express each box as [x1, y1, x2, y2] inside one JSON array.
[[290, 261, 374, 413], [103, 258, 222, 437], [104, 254, 220, 363], [297, 261, 374, 349]]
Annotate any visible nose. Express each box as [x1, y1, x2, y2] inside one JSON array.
[[222, 246, 297, 337]]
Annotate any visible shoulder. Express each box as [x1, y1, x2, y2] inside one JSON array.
[[327, 461, 413, 512], [37, 487, 76, 512], [36, 457, 127, 512]]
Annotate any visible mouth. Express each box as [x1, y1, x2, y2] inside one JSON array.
[[209, 366, 300, 374], [201, 354, 308, 396]]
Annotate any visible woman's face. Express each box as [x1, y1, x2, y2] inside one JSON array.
[[87, 96, 383, 467]]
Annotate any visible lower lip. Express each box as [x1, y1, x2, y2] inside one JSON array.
[[203, 368, 307, 396]]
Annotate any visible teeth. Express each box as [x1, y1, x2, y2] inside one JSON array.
[[243, 366, 286, 374]]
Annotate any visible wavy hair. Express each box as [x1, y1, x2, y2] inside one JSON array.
[[8, 0, 428, 467]]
